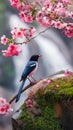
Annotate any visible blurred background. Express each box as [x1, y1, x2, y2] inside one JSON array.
[[0, 0, 73, 129]]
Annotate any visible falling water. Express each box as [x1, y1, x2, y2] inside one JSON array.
[[9, 14, 73, 82], [0, 12, 73, 130]]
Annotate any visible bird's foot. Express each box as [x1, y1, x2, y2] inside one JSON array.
[[27, 76, 36, 83], [31, 76, 37, 82], [28, 77, 32, 83]]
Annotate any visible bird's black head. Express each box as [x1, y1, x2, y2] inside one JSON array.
[[30, 54, 41, 61]]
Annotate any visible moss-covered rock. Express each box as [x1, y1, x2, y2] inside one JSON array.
[[12, 73, 73, 130]]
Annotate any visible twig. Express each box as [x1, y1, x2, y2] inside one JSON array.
[[14, 28, 49, 45], [9, 70, 65, 104], [9, 82, 37, 104]]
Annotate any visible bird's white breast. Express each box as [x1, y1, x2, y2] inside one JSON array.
[[28, 62, 38, 76]]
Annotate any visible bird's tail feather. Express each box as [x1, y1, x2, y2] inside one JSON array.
[[15, 79, 26, 103]]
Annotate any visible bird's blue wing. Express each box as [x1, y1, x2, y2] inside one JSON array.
[[21, 61, 36, 79]]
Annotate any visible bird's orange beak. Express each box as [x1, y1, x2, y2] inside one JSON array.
[[39, 54, 42, 57]]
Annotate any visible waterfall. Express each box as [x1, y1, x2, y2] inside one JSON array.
[[9, 14, 73, 80], [9, 14, 73, 108]]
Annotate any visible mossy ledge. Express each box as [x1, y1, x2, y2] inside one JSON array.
[[12, 73, 73, 130]]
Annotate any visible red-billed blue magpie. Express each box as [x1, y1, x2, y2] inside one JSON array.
[[15, 54, 41, 103]]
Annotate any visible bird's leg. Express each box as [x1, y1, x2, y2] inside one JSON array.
[[31, 76, 36, 82], [27, 77, 32, 83]]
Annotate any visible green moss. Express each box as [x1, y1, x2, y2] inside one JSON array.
[[19, 73, 73, 130], [19, 103, 63, 130], [19, 93, 64, 130], [45, 74, 73, 99]]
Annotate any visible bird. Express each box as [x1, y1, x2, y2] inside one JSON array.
[[15, 54, 41, 103]]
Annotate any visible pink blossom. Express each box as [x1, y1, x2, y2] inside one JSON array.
[[64, 29, 73, 38], [19, 11, 26, 21], [54, 21, 63, 29], [11, 28, 17, 38], [9, 0, 19, 7], [64, 24, 73, 37], [0, 97, 6, 106], [36, 10, 43, 18], [70, 12, 73, 19], [25, 99, 33, 107], [0, 97, 13, 115], [11, 27, 24, 39], [64, 10, 70, 17], [0, 106, 7, 115], [2, 43, 22, 57], [1, 35, 8, 45], [62, 0, 71, 4], [36, 11, 43, 23], [44, 0, 51, 7], [25, 16, 33, 23], [29, 27, 36, 36], [6, 0, 73, 41], [19, 12, 33, 23], [64, 69, 71, 76], [57, 3, 63, 9], [5, 102, 11, 110], [62, 23, 67, 28], [19, 3, 34, 23], [39, 17, 49, 26], [17, 2, 25, 11], [11, 26, 36, 38], [16, 30, 24, 38], [47, 78, 52, 84], [22, 28, 29, 37]]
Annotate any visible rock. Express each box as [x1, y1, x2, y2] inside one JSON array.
[[12, 73, 73, 130]]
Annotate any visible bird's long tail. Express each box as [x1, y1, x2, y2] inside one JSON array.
[[15, 79, 26, 103]]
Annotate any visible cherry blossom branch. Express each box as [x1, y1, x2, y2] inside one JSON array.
[[14, 28, 49, 45], [1, 0, 73, 57]]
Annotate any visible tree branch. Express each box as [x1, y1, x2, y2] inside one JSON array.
[[14, 28, 49, 45], [9, 82, 37, 104], [9, 70, 65, 104]]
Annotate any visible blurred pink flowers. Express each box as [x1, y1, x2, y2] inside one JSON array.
[[62, 0, 71, 4], [0, 26, 36, 57], [64, 69, 71, 76], [8, 0, 73, 38], [25, 99, 33, 107], [9, 0, 19, 7], [47, 78, 52, 84], [54, 21, 64, 29], [0, 0, 73, 58], [11, 27, 24, 39], [0, 97, 13, 115], [1, 35, 8, 45], [2, 43, 22, 57]]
